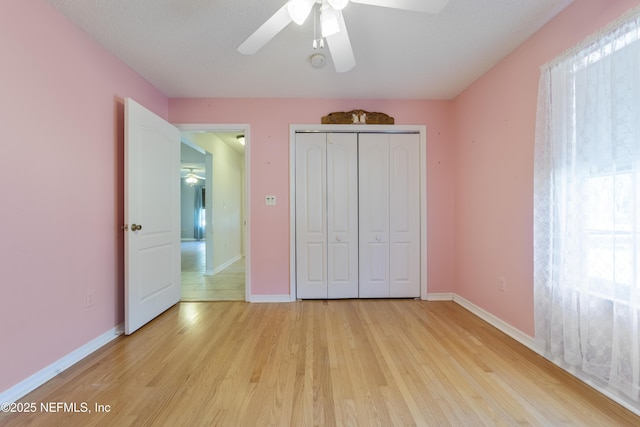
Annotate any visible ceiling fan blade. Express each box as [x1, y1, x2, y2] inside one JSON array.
[[350, 0, 449, 13], [325, 12, 355, 73], [237, 4, 293, 55], [183, 173, 206, 180]]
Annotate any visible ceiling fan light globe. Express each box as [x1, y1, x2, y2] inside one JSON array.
[[287, 0, 315, 25], [321, 8, 341, 37], [328, 0, 349, 10]]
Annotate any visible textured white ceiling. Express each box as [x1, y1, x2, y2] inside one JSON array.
[[48, 0, 573, 99]]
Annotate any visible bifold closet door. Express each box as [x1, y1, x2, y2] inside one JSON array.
[[295, 133, 358, 299], [359, 133, 420, 298]]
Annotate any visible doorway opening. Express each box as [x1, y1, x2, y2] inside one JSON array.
[[178, 125, 250, 301]]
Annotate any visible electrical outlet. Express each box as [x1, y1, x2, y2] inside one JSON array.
[[498, 277, 506, 292], [265, 195, 276, 206], [86, 289, 95, 308]]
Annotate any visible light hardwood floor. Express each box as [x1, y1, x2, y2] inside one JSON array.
[[2, 300, 638, 426], [181, 241, 245, 301]]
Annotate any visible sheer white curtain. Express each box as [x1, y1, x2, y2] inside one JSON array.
[[534, 7, 640, 404]]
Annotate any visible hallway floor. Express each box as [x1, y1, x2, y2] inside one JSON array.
[[181, 240, 245, 301]]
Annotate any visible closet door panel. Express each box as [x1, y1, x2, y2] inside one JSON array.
[[327, 133, 359, 298], [296, 133, 327, 298], [389, 134, 420, 297], [359, 134, 390, 298], [305, 243, 326, 282]]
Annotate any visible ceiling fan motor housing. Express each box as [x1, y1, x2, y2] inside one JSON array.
[[310, 53, 326, 68]]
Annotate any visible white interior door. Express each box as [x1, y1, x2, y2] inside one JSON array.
[[359, 134, 391, 297], [125, 98, 181, 334], [359, 133, 420, 298], [295, 133, 358, 299], [327, 133, 358, 298], [389, 134, 420, 297], [295, 133, 327, 298]]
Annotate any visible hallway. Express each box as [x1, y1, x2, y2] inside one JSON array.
[[181, 240, 245, 301]]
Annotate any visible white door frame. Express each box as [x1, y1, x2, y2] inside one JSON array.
[[176, 123, 251, 302], [289, 124, 428, 301]]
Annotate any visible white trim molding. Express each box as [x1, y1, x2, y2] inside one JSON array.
[[426, 292, 455, 301], [452, 294, 535, 349], [427, 292, 539, 353], [249, 294, 292, 303], [451, 294, 640, 417], [0, 324, 123, 403], [205, 254, 243, 277]]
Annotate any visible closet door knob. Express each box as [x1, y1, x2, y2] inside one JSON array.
[[375, 236, 381, 241], [336, 236, 342, 242], [131, 224, 143, 231]]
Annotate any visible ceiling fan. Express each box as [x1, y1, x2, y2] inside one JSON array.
[[237, 0, 450, 73], [182, 168, 206, 185]]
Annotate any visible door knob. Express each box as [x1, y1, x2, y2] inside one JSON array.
[[131, 224, 142, 231]]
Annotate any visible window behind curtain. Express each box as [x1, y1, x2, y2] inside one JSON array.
[[534, 7, 640, 406], [576, 29, 640, 299]]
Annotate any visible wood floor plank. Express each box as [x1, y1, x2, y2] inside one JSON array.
[[2, 300, 639, 426]]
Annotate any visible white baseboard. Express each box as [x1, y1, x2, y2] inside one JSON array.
[[0, 324, 123, 404], [452, 294, 535, 349], [249, 294, 292, 303], [543, 357, 640, 417], [426, 292, 455, 301], [450, 294, 640, 417], [425, 293, 537, 351], [204, 254, 243, 276]]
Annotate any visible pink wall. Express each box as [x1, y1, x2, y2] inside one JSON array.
[[0, 1, 168, 392], [452, 0, 640, 335], [169, 98, 456, 296]]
